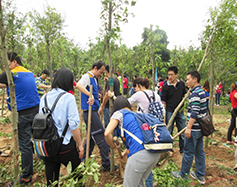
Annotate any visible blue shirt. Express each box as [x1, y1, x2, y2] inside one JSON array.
[[39, 88, 80, 145]]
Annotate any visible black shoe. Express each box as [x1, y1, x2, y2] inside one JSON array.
[[101, 165, 118, 172]]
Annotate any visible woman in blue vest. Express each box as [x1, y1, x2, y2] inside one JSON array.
[[104, 96, 160, 187]]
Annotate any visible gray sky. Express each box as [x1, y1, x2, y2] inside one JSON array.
[[15, 0, 220, 50]]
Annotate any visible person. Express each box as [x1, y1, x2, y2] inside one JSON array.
[[158, 77, 164, 97], [171, 70, 207, 185], [215, 81, 223, 106], [161, 66, 186, 154], [104, 96, 160, 187], [76, 60, 111, 171], [98, 65, 121, 128], [108, 77, 165, 187], [123, 75, 128, 96], [39, 67, 84, 186], [0, 52, 40, 186], [35, 69, 51, 98], [130, 75, 137, 96], [202, 80, 210, 108], [227, 83, 237, 144]]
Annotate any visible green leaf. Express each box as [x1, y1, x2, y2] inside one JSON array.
[[131, 1, 136, 6], [94, 173, 99, 183], [67, 161, 72, 174]]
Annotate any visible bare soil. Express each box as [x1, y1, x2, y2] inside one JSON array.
[[1, 101, 237, 186]]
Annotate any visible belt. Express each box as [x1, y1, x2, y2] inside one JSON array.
[[83, 110, 98, 112]]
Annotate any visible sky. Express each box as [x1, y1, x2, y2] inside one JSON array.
[[15, 0, 221, 50]]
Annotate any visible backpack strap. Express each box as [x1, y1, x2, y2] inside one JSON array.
[[61, 122, 69, 138], [44, 92, 66, 113], [121, 127, 143, 145], [143, 91, 151, 103]]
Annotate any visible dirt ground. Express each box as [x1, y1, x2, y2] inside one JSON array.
[[0, 96, 237, 186]]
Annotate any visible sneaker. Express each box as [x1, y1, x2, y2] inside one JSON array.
[[190, 171, 206, 185], [8, 177, 32, 187], [227, 141, 233, 144], [234, 164, 237, 171], [101, 165, 118, 172], [171, 171, 189, 180]]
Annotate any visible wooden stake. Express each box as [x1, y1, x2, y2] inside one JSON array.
[[85, 85, 93, 162], [172, 127, 187, 140]]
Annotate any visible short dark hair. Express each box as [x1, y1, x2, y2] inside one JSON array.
[[92, 60, 105, 70], [105, 65, 109, 73], [111, 96, 132, 116], [41, 69, 50, 76], [133, 77, 150, 89], [52, 67, 74, 92], [168, 66, 178, 74], [7, 52, 22, 66], [187, 70, 201, 83], [134, 75, 137, 79]]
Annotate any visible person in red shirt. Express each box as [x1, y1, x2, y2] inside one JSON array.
[[227, 83, 237, 144], [123, 75, 128, 96], [215, 81, 223, 106]]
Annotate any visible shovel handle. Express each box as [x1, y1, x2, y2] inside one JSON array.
[[172, 127, 187, 140]]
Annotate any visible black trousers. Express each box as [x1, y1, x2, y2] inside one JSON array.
[[227, 109, 237, 141], [44, 138, 81, 186]]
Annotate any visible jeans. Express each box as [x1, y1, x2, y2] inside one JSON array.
[[145, 172, 153, 187], [18, 112, 37, 179], [166, 110, 186, 153], [215, 93, 221, 105], [104, 107, 110, 128], [180, 131, 205, 177]]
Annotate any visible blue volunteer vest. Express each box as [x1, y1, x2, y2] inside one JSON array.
[[81, 73, 100, 111], [7, 66, 40, 111], [117, 109, 144, 158]]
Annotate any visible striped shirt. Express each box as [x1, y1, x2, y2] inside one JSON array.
[[187, 85, 207, 131]]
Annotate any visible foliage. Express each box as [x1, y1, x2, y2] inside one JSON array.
[[153, 160, 192, 187], [50, 156, 101, 186]]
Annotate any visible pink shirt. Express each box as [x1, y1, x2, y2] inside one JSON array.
[[230, 90, 237, 109], [123, 77, 128, 89]]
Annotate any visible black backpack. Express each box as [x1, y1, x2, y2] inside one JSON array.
[[32, 92, 68, 157]]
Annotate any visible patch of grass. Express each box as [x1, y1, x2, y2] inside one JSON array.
[[0, 116, 11, 124], [153, 160, 192, 187], [0, 132, 12, 137]]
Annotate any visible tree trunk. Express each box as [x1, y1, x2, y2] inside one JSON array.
[[106, 1, 115, 173], [1, 88, 5, 117], [0, 1, 19, 183], [149, 25, 155, 90], [167, 29, 215, 130]]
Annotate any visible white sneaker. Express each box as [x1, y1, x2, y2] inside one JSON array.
[[190, 171, 206, 185]]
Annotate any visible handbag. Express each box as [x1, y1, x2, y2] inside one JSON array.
[[197, 109, 215, 136]]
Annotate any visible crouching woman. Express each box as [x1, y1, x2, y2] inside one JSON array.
[[39, 67, 84, 186], [104, 96, 160, 187]]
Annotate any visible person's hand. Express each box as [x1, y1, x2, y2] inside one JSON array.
[[185, 128, 191, 139], [78, 145, 84, 159], [98, 107, 103, 116], [108, 90, 114, 98], [120, 149, 127, 161], [104, 77, 108, 82], [87, 95, 94, 105]]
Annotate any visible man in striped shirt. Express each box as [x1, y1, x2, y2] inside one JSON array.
[[171, 70, 207, 185]]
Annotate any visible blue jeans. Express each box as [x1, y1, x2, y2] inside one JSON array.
[[215, 93, 221, 105], [166, 110, 186, 153], [145, 172, 153, 187], [18, 113, 37, 179], [180, 131, 205, 177], [104, 107, 110, 128]]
